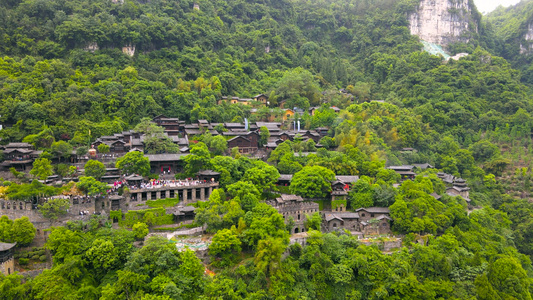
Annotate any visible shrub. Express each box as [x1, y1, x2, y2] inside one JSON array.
[[39, 255, 47, 262], [19, 258, 29, 265]]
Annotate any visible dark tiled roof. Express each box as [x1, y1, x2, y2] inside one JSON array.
[[145, 154, 188, 162], [325, 213, 344, 222], [224, 123, 245, 128], [0, 242, 16, 251], [227, 136, 250, 143], [278, 174, 293, 181], [430, 193, 442, 200], [413, 163, 434, 169], [335, 175, 360, 184], [387, 165, 414, 171], [4, 148, 33, 154], [184, 129, 203, 135], [356, 207, 390, 214], [197, 170, 221, 176], [4, 142, 33, 148], [125, 174, 144, 181], [336, 212, 360, 219]]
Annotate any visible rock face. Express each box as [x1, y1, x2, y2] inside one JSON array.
[[520, 23, 533, 54], [409, 0, 478, 46]]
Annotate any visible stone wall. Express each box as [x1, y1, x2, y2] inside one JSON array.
[[277, 201, 319, 233], [0, 257, 15, 276], [361, 239, 402, 251], [409, 0, 477, 46]]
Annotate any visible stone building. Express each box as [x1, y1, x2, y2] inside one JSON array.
[[128, 181, 218, 203], [267, 194, 320, 234], [356, 207, 392, 235], [0, 242, 16, 276], [324, 212, 360, 231], [322, 207, 392, 235]]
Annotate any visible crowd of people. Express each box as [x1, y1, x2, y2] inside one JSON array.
[[128, 177, 216, 190]]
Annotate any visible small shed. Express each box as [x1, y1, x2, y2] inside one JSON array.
[[197, 170, 220, 182]]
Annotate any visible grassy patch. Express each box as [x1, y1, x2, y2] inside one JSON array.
[[146, 197, 181, 208]]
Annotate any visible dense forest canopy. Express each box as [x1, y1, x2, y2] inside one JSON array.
[[2, 0, 533, 299]]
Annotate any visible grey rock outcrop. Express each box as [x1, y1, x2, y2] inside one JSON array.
[[520, 23, 533, 54], [409, 0, 478, 46]]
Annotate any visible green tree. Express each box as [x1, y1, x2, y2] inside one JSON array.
[[0, 216, 14, 243], [319, 136, 335, 149], [38, 198, 71, 221], [227, 181, 261, 211], [84, 160, 106, 179], [30, 158, 54, 180], [469, 140, 500, 162], [242, 165, 280, 194], [485, 256, 532, 300], [259, 126, 270, 147], [85, 238, 119, 273], [97, 143, 110, 154], [11, 217, 36, 246], [116, 151, 150, 176], [77, 176, 108, 196], [254, 237, 287, 276], [304, 212, 322, 231], [51, 141, 73, 162], [76, 146, 89, 157], [209, 135, 228, 156], [134, 118, 179, 154], [209, 228, 241, 267], [183, 142, 211, 176], [275, 68, 321, 110], [132, 222, 149, 240], [290, 166, 335, 198]]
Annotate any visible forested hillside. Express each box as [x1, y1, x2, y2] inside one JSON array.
[[485, 0, 533, 82], [2, 0, 533, 299]]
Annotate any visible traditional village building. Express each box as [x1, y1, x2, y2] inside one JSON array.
[[437, 172, 455, 184], [355, 207, 392, 235], [197, 170, 221, 182], [145, 153, 188, 173], [446, 178, 471, 202], [267, 194, 320, 234], [309, 106, 340, 116], [277, 174, 293, 186], [0, 142, 35, 171], [314, 127, 329, 137], [324, 212, 359, 231], [253, 94, 268, 105], [225, 131, 259, 153], [153, 115, 182, 136], [218, 94, 268, 106], [387, 165, 416, 180], [413, 163, 434, 170], [322, 207, 392, 235], [170, 206, 196, 223], [331, 180, 350, 202], [283, 109, 295, 121], [0, 242, 16, 276]]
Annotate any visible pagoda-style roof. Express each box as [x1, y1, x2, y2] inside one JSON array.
[[0, 242, 16, 251], [197, 170, 220, 176]]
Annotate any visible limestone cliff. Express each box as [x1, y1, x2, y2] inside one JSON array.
[[520, 23, 533, 54], [409, 0, 478, 47]]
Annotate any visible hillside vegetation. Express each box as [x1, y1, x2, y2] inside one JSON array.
[[2, 0, 533, 299]]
